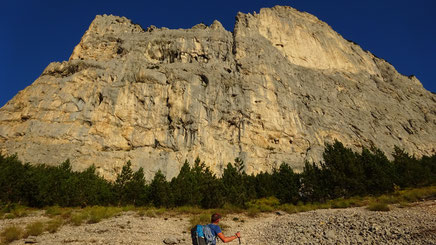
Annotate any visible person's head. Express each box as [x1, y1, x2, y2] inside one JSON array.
[[211, 213, 221, 223]]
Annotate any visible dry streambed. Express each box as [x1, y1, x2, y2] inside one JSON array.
[[1, 201, 435, 245]]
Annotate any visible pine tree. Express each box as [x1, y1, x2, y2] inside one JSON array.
[[322, 141, 365, 198], [272, 163, 300, 204], [300, 161, 328, 202], [171, 160, 196, 206], [392, 146, 424, 187], [359, 147, 394, 194], [221, 158, 248, 207], [0, 154, 27, 204], [149, 170, 173, 207], [76, 165, 113, 206], [252, 171, 275, 199]]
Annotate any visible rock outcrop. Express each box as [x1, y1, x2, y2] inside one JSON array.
[[0, 6, 435, 179]]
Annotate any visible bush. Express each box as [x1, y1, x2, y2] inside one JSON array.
[[1, 225, 23, 243], [24, 221, 44, 237]]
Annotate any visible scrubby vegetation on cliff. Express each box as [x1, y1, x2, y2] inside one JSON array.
[[0, 141, 434, 209]]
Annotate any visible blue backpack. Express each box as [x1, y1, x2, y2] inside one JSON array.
[[191, 224, 216, 245]]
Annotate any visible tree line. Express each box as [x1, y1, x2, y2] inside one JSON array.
[[0, 141, 434, 208]]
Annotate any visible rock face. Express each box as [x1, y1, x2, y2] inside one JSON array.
[[0, 6, 435, 180]]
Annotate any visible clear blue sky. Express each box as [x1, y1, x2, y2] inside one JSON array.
[[1, 0, 435, 107]]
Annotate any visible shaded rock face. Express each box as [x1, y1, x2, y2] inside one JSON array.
[[0, 6, 435, 180]]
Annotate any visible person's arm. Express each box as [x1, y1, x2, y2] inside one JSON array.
[[217, 232, 241, 243]]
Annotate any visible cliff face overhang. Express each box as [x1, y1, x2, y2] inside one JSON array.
[[1, 6, 435, 180]]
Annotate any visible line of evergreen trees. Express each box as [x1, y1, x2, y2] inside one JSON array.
[[0, 141, 434, 208]]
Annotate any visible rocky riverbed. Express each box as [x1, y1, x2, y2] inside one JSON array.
[[1, 200, 435, 244]]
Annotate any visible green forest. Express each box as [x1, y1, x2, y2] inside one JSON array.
[[0, 141, 434, 209]]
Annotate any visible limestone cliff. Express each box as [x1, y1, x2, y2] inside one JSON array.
[[0, 6, 435, 180]]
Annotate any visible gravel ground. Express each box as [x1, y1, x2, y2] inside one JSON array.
[[1, 200, 435, 244], [242, 201, 436, 245]]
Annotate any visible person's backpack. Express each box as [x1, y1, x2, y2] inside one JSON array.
[[203, 225, 216, 245], [191, 225, 206, 245], [191, 224, 216, 245]]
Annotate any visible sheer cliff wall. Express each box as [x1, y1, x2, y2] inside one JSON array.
[[1, 6, 435, 179]]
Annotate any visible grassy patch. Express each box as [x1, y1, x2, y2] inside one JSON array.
[[87, 206, 122, 224], [280, 203, 298, 214], [330, 198, 352, 209], [174, 206, 203, 214], [121, 205, 135, 212], [277, 186, 435, 214], [24, 221, 44, 237], [136, 208, 146, 217], [369, 186, 436, 207], [402, 191, 420, 202], [70, 211, 88, 226], [1, 204, 29, 220], [367, 202, 390, 211], [45, 205, 72, 218], [45, 205, 63, 217], [377, 194, 399, 204], [143, 209, 159, 218], [347, 196, 366, 206], [1, 225, 23, 243], [3, 214, 16, 220], [327, 196, 366, 209], [247, 197, 279, 212], [45, 217, 63, 233], [67, 206, 124, 225], [188, 212, 211, 228], [221, 203, 244, 214], [246, 207, 261, 217], [398, 201, 412, 208], [397, 186, 436, 202], [295, 203, 318, 213], [136, 207, 166, 218]]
